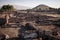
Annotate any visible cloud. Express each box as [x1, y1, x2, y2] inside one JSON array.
[[13, 5, 30, 10]]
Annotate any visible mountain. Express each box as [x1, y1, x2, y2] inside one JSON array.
[[32, 4, 51, 11]]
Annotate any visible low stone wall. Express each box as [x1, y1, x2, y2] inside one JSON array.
[[0, 28, 20, 38]]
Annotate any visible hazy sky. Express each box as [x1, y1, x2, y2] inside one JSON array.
[[0, 0, 60, 8]]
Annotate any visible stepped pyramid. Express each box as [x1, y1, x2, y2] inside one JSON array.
[[32, 4, 51, 11]]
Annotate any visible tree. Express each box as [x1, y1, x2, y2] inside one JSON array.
[[25, 23, 36, 30], [0, 18, 6, 26], [0, 4, 15, 11], [0, 4, 15, 26], [53, 19, 60, 27]]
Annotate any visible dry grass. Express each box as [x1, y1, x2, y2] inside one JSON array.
[[0, 28, 20, 38]]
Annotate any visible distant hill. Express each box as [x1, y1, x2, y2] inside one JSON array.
[[0, 5, 30, 10]]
